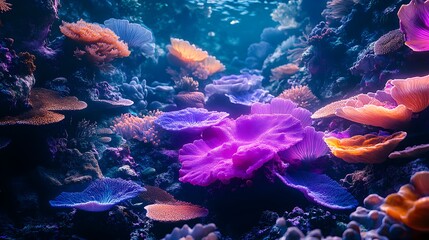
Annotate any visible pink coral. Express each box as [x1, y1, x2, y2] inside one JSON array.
[[386, 75, 429, 113], [112, 112, 161, 145]]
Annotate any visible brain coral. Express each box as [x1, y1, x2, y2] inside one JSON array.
[[324, 131, 407, 164], [380, 171, 429, 231], [49, 178, 145, 212]]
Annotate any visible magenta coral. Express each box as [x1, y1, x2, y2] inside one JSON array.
[[398, 0, 429, 51]]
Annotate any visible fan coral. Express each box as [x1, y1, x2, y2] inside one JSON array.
[[279, 127, 328, 164], [374, 29, 405, 55], [398, 0, 429, 51], [324, 131, 407, 164], [112, 111, 162, 145], [311, 98, 350, 119], [49, 178, 145, 212], [144, 203, 209, 222], [198, 56, 225, 76], [0, 0, 11, 12], [278, 85, 320, 109], [60, 20, 130, 66], [163, 223, 218, 240], [386, 75, 429, 113], [104, 18, 155, 58], [0, 88, 87, 126], [389, 143, 429, 159], [154, 108, 228, 133], [380, 171, 429, 231], [335, 94, 412, 129], [168, 38, 209, 63], [179, 114, 304, 186], [270, 63, 300, 82]]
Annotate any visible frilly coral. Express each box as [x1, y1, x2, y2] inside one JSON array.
[[112, 112, 161, 145], [60, 20, 130, 66], [168, 38, 208, 63], [387, 75, 429, 113], [398, 0, 429, 52], [154, 108, 229, 133], [380, 171, 429, 231], [324, 131, 407, 164], [335, 94, 412, 129], [49, 178, 145, 212], [278, 85, 319, 109], [179, 114, 304, 186]]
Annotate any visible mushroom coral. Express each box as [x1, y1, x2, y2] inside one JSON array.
[[167, 38, 208, 63], [324, 131, 407, 164], [0, 88, 87, 126], [386, 75, 429, 113], [335, 94, 412, 130], [49, 178, 145, 212], [397, 0, 429, 52], [380, 171, 429, 231]]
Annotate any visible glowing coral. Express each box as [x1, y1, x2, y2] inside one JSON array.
[[49, 178, 145, 212], [60, 20, 130, 66], [397, 0, 429, 52], [0, 0, 11, 12], [380, 171, 429, 231], [168, 38, 209, 63], [144, 202, 209, 222], [387, 75, 429, 113], [324, 131, 407, 164]]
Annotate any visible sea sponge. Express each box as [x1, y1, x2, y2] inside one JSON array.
[[387, 75, 429, 113], [167, 38, 209, 63], [374, 29, 404, 55], [324, 131, 407, 164], [335, 94, 412, 129], [380, 171, 429, 231]]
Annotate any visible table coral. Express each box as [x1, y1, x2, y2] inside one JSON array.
[[324, 131, 407, 164]]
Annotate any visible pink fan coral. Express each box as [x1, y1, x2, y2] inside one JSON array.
[[324, 131, 407, 164], [397, 0, 429, 52], [386, 75, 429, 113], [335, 94, 412, 129], [60, 20, 130, 66]]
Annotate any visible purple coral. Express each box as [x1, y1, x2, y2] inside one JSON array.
[[205, 73, 264, 98], [276, 171, 358, 210], [49, 178, 145, 212], [179, 115, 304, 186], [398, 0, 429, 51], [154, 108, 229, 133]]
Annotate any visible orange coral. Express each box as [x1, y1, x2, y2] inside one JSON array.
[[380, 171, 429, 231], [0, 0, 11, 12], [335, 94, 412, 129], [144, 202, 208, 222], [112, 111, 162, 145], [168, 38, 209, 63], [60, 20, 130, 66], [311, 98, 351, 119], [0, 88, 87, 126], [387, 75, 429, 113], [270, 63, 300, 81], [324, 131, 407, 164], [278, 85, 319, 109], [199, 56, 225, 75]]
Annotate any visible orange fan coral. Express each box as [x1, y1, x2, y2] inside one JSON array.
[[380, 171, 429, 231], [335, 94, 412, 129], [168, 38, 209, 63], [278, 85, 319, 109], [324, 131, 407, 164], [60, 20, 130, 66], [0, 0, 11, 12], [144, 202, 208, 222], [311, 97, 351, 119], [199, 56, 225, 75], [387, 75, 429, 113]]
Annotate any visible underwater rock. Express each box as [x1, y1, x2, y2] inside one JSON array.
[[163, 223, 218, 240]]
